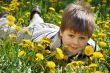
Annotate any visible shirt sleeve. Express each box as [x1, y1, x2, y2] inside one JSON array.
[[0, 18, 16, 38]]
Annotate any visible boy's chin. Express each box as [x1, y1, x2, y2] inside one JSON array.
[[68, 49, 79, 55]]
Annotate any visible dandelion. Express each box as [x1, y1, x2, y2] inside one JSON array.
[[71, 61, 84, 66], [92, 52, 103, 59], [45, 50, 51, 54], [63, 55, 68, 60], [9, 34, 17, 40], [88, 63, 97, 68], [59, 10, 64, 13], [8, 21, 14, 26], [47, 61, 56, 68], [57, 15, 62, 19], [18, 18, 24, 23], [98, 33, 106, 38], [57, 21, 61, 25], [100, 58, 105, 61], [50, 69, 55, 73], [26, 1, 30, 4], [15, 26, 22, 31], [49, 0, 57, 2], [18, 50, 26, 58], [102, 0, 107, 3], [36, 53, 44, 60], [25, 29, 30, 34], [19, 39, 33, 48], [92, 34, 98, 38], [94, 71, 102, 73], [91, 7, 95, 11], [49, 7, 55, 11], [99, 41, 107, 47], [25, 12, 30, 17], [55, 48, 64, 60], [41, 36, 53, 45], [84, 45, 94, 56], [87, 0, 92, 3], [6, 15, 16, 22], [66, 63, 72, 67], [37, 43, 44, 49]]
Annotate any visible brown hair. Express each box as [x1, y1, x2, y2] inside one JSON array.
[[60, 3, 95, 38]]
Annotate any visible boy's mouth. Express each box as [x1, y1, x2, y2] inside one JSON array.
[[71, 47, 78, 50]]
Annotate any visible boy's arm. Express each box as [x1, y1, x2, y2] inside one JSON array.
[[87, 38, 99, 51], [0, 18, 31, 42]]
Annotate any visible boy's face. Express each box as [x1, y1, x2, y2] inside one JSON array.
[[60, 29, 89, 55]]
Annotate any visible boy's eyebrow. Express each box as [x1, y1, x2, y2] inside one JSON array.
[[69, 31, 88, 37]]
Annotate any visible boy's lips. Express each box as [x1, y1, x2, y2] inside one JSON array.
[[71, 47, 78, 50]]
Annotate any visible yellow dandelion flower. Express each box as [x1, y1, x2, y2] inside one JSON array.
[[55, 48, 64, 60], [9, 34, 17, 40], [22, 39, 32, 45], [71, 61, 79, 66], [36, 53, 44, 60], [47, 61, 56, 68], [66, 63, 72, 67], [92, 34, 98, 38], [104, 25, 109, 29], [6, 15, 16, 22], [63, 55, 68, 60], [19, 39, 33, 47], [18, 50, 26, 58], [45, 50, 51, 54], [71, 61, 84, 66], [99, 41, 107, 47], [49, 0, 57, 2], [57, 15, 62, 19], [42, 40, 50, 44], [57, 21, 61, 25], [87, 0, 92, 3], [100, 58, 105, 61], [92, 52, 103, 59], [1, 6, 8, 10], [88, 63, 97, 68], [25, 12, 30, 17], [25, 29, 30, 34], [77, 61, 85, 65], [37, 43, 44, 49], [15, 26, 22, 31], [94, 71, 102, 73], [102, 0, 107, 3], [41, 36, 53, 45], [91, 7, 95, 11], [50, 69, 55, 73], [59, 10, 64, 13], [26, 1, 30, 4], [18, 18, 24, 23], [98, 33, 106, 38], [37, 43, 44, 50], [84, 45, 94, 56], [8, 21, 14, 26], [49, 7, 55, 11]]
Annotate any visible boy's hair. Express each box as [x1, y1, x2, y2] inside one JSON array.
[[60, 3, 95, 38]]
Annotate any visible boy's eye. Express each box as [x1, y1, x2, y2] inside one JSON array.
[[79, 37, 86, 40], [68, 34, 74, 38]]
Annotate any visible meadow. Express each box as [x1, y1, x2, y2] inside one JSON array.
[[0, 0, 110, 73]]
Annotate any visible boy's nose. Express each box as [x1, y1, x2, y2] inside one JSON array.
[[72, 38, 79, 45]]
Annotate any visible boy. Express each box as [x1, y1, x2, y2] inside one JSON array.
[[0, 3, 98, 58]]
